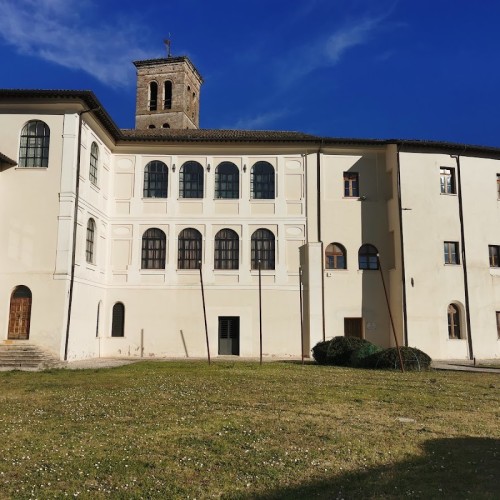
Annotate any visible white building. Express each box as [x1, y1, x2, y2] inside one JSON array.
[[1, 55, 499, 362]]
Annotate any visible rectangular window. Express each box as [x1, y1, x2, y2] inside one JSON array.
[[344, 172, 359, 197], [497, 174, 500, 199], [489, 245, 500, 267], [496, 312, 500, 339], [440, 167, 456, 194], [444, 241, 460, 264]]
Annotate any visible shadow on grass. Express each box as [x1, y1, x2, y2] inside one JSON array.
[[247, 437, 500, 499]]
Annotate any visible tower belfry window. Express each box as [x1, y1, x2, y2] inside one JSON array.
[[164, 81, 172, 109], [149, 82, 158, 111]]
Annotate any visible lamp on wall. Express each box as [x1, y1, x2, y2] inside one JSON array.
[[243, 164, 247, 173], [207, 164, 211, 172], [172, 164, 176, 172]]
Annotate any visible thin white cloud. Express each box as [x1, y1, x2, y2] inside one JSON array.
[[0, 0, 151, 87], [228, 109, 291, 130], [281, 10, 394, 84]]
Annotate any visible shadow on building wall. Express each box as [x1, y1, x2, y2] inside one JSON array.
[[357, 157, 393, 347]]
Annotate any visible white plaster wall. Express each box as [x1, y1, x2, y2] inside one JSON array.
[[400, 152, 469, 359], [0, 113, 70, 355], [460, 156, 500, 359], [319, 152, 392, 347]]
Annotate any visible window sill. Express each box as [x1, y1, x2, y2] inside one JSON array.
[[90, 182, 100, 193], [140, 269, 166, 273], [444, 263, 461, 266], [440, 192, 458, 196], [142, 197, 168, 201], [15, 166, 48, 170], [214, 198, 240, 201]]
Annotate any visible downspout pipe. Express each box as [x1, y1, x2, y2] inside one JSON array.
[[451, 152, 474, 360], [317, 140, 326, 341], [63, 107, 100, 361], [396, 144, 409, 346]]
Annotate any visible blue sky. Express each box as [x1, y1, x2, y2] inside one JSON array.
[[1, 0, 500, 147]]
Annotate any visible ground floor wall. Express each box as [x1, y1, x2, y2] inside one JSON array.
[[66, 284, 304, 360], [322, 269, 392, 347], [0, 273, 68, 357]]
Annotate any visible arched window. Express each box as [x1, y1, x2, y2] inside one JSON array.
[[179, 161, 204, 198], [448, 304, 461, 339], [19, 120, 50, 167], [164, 81, 172, 109], [111, 302, 125, 337], [86, 218, 96, 264], [215, 162, 239, 199], [148, 124, 156, 129], [251, 229, 275, 270], [358, 244, 378, 270], [162, 123, 170, 129], [214, 229, 239, 270], [8, 285, 32, 340], [325, 243, 346, 269], [89, 141, 99, 186], [149, 81, 158, 111], [141, 228, 166, 269], [178, 228, 202, 269], [251, 161, 275, 199], [144, 161, 168, 198]]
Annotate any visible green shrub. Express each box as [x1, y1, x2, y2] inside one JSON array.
[[312, 336, 379, 366], [361, 346, 432, 371], [311, 340, 332, 365], [349, 342, 383, 367]]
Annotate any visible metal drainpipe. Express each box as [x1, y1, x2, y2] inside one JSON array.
[[396, 144, 409, 346], [317, 140, 326, 341], [63, 107, 100, 361], [452, 152, 474, 360]]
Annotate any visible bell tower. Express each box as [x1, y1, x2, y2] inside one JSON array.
[[133, 46, 203, 130]]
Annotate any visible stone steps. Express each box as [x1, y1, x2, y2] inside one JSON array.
[[0, 343, 63, 371]]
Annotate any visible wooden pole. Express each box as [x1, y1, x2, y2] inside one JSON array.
[[199, 261, 211, 365], [259, 260, 263, 366], [377, 254, 404, 372], [299, 266, 304, 365]]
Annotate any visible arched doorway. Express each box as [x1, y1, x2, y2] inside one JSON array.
[[8, 286, 32, 340]]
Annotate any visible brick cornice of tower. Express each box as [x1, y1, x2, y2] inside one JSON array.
[[133, 56, 203, 84]]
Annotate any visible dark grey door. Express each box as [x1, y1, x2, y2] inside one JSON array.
[[218, 316, 240, 355]]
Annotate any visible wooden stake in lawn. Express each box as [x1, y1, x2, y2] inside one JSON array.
[[259, 259, 263, 366], [299, 266, 304, 365], [377, 254, 404, 372], [198, 261, 211, 365]]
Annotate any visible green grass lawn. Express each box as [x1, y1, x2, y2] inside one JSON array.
[[0, 361, 498, 499]]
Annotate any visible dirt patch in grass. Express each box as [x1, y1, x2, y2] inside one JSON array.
[[0, 362, 498, 498]]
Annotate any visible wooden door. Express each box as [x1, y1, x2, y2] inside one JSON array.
[[344, 318, 363, 339], [8, 286, 32, 340]]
